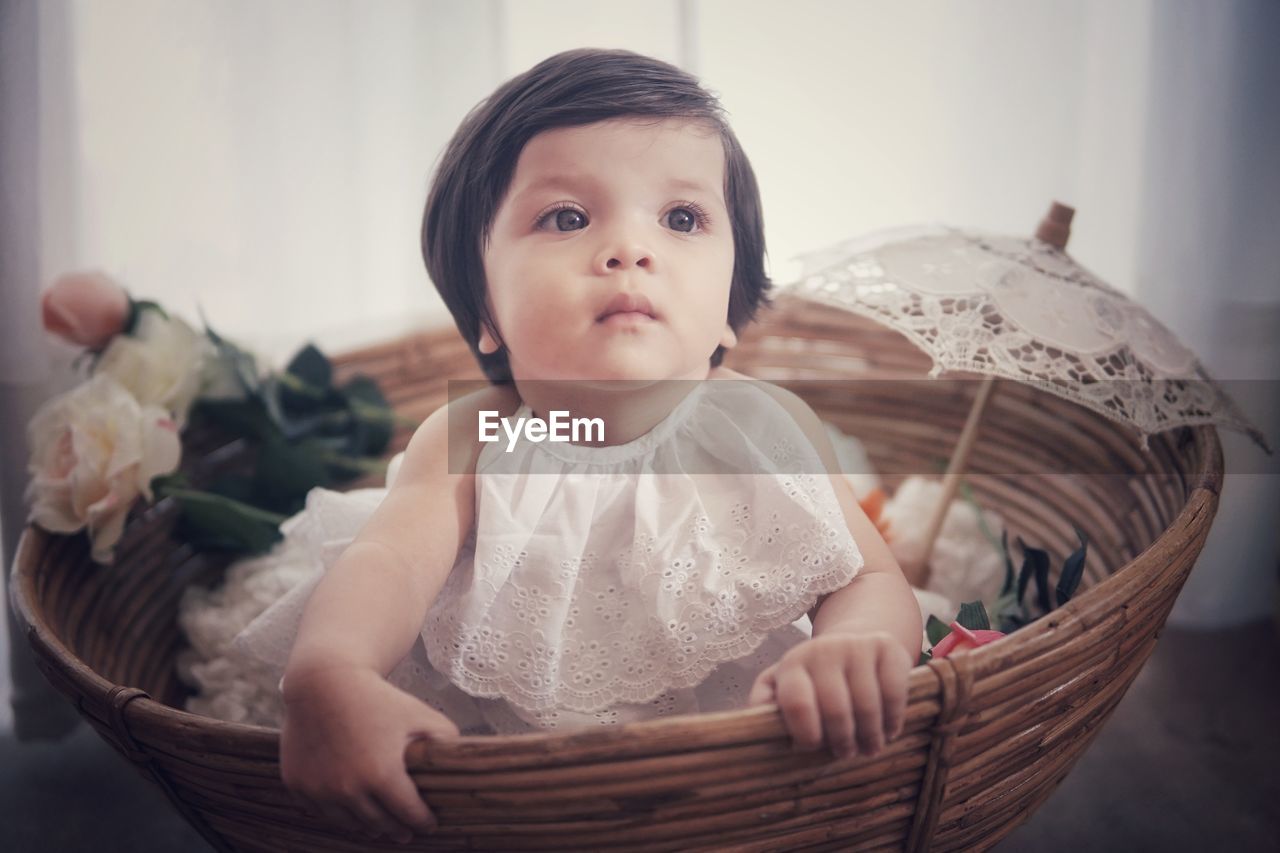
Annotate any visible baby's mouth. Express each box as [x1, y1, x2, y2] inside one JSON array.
[[597, 292, 658, 323]]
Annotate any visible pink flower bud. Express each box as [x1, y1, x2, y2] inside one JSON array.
[[41, 271, 131, 350], [931, 621, 1005, 658]]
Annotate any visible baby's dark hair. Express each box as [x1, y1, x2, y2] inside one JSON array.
[[421, 48, 772, 384]]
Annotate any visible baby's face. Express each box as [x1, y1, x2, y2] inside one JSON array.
[[481, 118, 737, 383]]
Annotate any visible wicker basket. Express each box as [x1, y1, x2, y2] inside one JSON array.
[[12, 294, 1222, 852]]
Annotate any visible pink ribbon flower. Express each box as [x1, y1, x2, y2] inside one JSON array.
[[931, 621, 1005, 658]]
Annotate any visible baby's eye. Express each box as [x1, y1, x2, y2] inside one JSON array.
[[536, 205, 588, 232], [665, 202, 710, 234]]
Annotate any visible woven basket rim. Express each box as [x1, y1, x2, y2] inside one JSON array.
[[10, 419, 1223, 765]]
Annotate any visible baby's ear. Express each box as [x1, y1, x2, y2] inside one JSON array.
[[478, 322, 501, 355], [719, 323, 738, 350]]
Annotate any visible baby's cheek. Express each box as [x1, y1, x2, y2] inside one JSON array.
[[516, 299, 577, 343]]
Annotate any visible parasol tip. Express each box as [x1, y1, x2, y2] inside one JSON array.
[[1035, 201, 1075, 250]]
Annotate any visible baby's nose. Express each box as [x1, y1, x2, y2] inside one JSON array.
[[603, 250, 651, 271], [595, 235, 653, 273]]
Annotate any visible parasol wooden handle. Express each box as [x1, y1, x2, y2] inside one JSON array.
[[1036, 201, 1075, 250], [905, 201, 1075, 588], [905, 376, 998, 587]]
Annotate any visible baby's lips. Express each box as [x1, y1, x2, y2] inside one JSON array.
[[931, 621, 1005, 658], [597, 291, 658, 321]]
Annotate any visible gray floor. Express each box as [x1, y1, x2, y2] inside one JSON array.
[[2, 621, 1277, 852]]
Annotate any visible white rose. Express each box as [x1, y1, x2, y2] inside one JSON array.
[[26, 374, 182, 564], [97, 309, 208, 426], [884, 476, 1006, 608]]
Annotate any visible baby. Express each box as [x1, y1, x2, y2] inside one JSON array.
[[261, 48, 922, 843]]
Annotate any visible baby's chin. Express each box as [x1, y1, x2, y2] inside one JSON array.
[[526, 352, 695, 384]]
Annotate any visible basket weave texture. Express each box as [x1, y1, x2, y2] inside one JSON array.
[[13, 294, 1222, 852]]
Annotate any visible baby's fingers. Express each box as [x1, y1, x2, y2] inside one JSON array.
[[775, 667, 822, 751], [410, 714, 461, 742], [846, 662, 885, 756], [376, 770, 439, 838], [747, 664, 778, 706], [812, 666, 855, 759], [303, 795, 369, 838], [351, 791, 411, 842], [879, 648, 910, 741]]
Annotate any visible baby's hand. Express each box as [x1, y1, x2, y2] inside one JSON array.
[[280, 664, 459, 843], [748, 631, 911, 759]]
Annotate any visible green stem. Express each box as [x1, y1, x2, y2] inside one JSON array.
[[275, 370, 328, 400], [276, 372, 416, 429], [157, 486, 289, 525]]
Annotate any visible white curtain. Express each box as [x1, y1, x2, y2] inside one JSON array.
[[1132, 1, 1280, 627], [36, 0, 506, 362], [697, 0, 1155, 292]]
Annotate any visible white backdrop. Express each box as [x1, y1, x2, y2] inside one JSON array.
[[2, 1, 1277, 732], [13, 0, 1164, 361]]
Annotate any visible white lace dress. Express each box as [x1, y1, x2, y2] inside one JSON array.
[[232, 380, 863, 734]]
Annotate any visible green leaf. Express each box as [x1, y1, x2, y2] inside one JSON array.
[[191, 398, 279, 441], [259, 376, 317, 439], [1056, 526, 1090, 607], [926, 615, 952, 647], [251, 437, 334, 513], [990, 590, 1020, 626], [341, 375, 393, 456], [341, 373, 386, 407], [286, 343, 332, 387], [1027, 539, 1053, 614], [157, 486, 285, 554], [1016, 538, 1034, 606], [1035, 553, 1052, 613], [122, 296, 168, 336], [999, 613, 1028, 634], [956, 600, 991, 631], [266, 374, 356, 441], [1016, 537, 1053, 614], [200, 314, 262, 397], [258, 375, 286, 431], [150, 471, 192, 497], [274, 347, 339, 421], [205, 474, 257, 504]]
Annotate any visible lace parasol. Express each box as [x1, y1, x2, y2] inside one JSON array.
[[790, 209, 1266, 453], [786, 202, 1269, 582]]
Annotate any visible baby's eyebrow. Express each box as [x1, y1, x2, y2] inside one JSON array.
[[512, 174, 719, 201], [663, 177, 718, 195], [513, 174, 597, 200]]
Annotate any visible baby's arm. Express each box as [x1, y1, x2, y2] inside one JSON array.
[[746, 383, 923, 759], [279, 387, 514, 842]]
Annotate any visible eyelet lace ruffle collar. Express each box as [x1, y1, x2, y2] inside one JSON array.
[[422, 380, 863, 714]]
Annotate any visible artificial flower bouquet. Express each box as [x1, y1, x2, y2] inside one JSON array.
[[918, 525, 1090, 662], [26, 271, 403, 564], [854, 463, 1091, 662]]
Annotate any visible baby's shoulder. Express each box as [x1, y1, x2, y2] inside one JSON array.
[[401, 384, 521, 479], [709, 367, 821, 430], [708, 368, 837, 470]]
